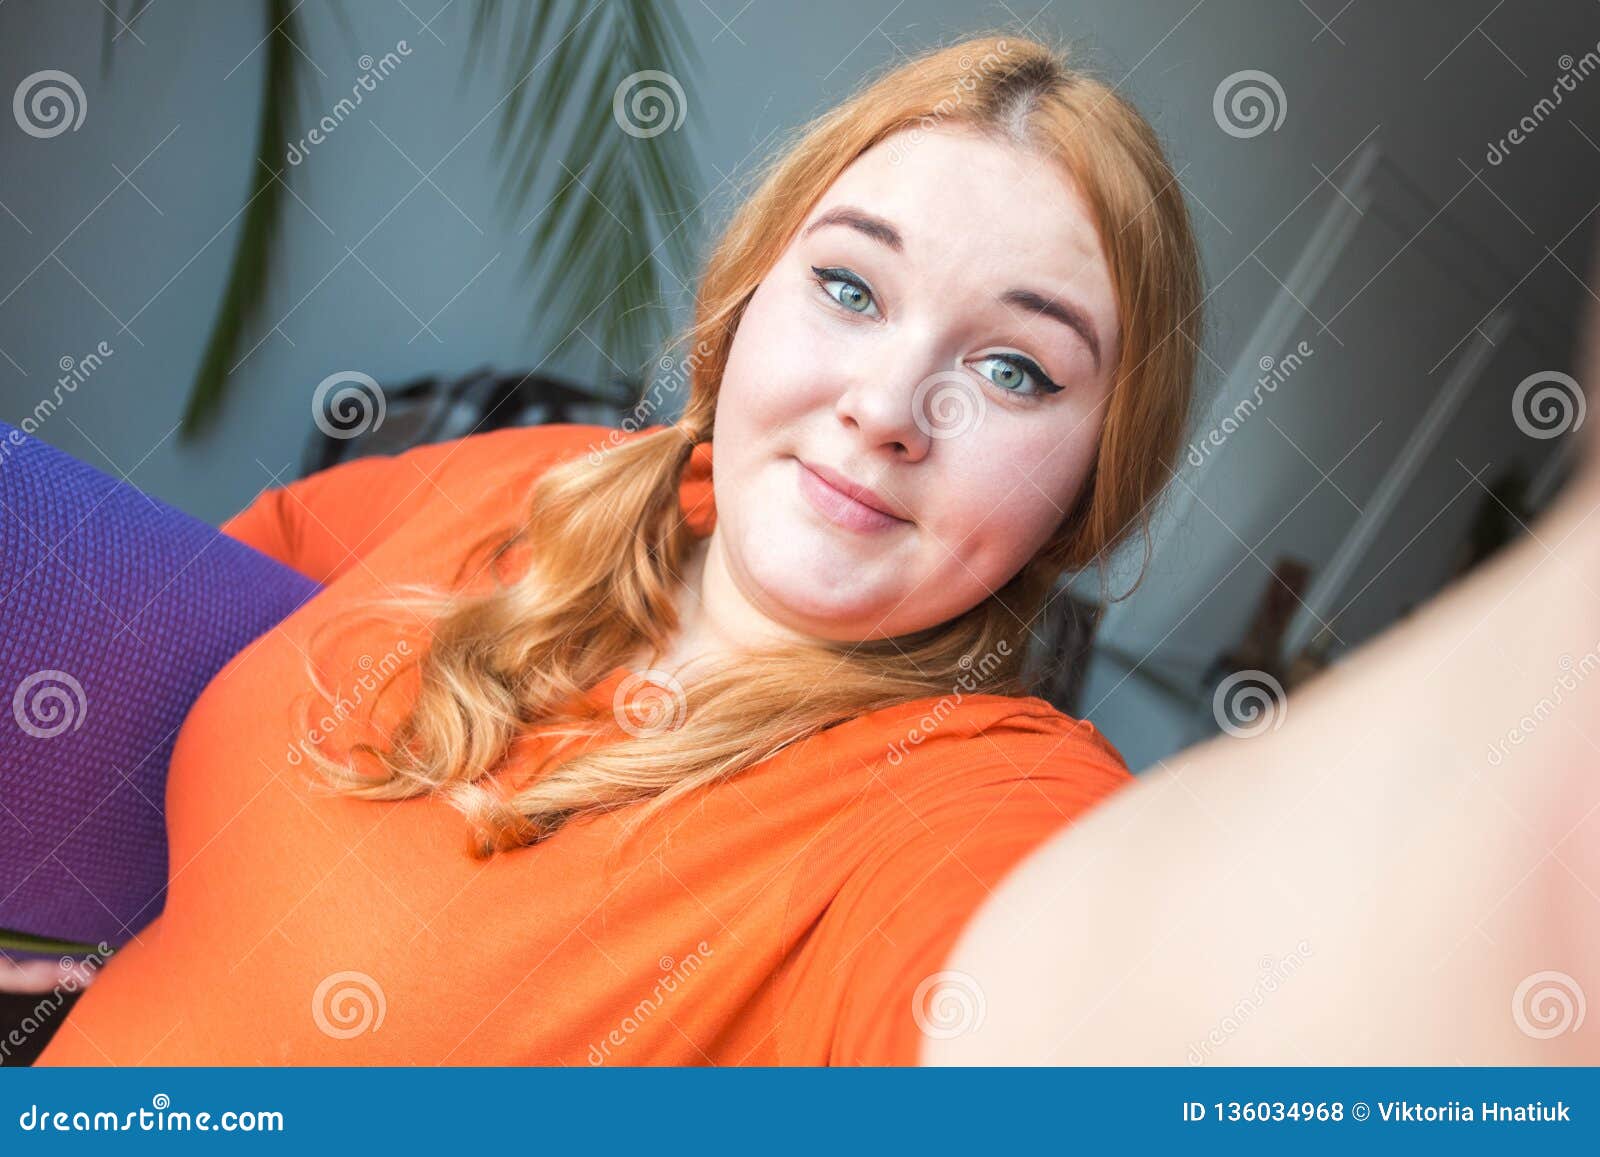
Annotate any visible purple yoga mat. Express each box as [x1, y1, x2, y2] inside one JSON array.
[[0, 421, 321, 953]]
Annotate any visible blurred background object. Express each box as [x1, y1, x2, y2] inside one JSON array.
[[297, 365, 638, 475]]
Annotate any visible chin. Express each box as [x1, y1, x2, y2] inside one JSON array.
[[759, 572, 875, 625], [743, 551, 890, 633]]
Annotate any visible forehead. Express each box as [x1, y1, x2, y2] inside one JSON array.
[[807, 124, 1115, 313]]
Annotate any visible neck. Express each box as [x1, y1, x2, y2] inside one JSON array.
[[633, 530, 812, 678]]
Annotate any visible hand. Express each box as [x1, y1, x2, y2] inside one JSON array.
[[0, 955, 97, 996]]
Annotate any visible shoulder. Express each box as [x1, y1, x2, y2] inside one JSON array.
[[787, 690, 1133, 903], [335, 421, 663, 527], [402, 421, 644, 499], [856, 690, 1132, 802], [776, 693, 1133, 1065], [220, 422, 651, 581]]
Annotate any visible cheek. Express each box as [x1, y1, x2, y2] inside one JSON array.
[[930, 425, 1098, 582], [718, 284, 840, 427]]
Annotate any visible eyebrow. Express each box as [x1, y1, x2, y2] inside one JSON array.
[[802, 205, 904, 253], [999, 288, 1102, 372], [801, 204, 1103, 370]]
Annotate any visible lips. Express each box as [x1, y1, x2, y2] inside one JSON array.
[[795, 458, 910, 533]]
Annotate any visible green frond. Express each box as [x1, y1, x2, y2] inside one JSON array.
[[482, 0, 702, 391], [0, 927, 106, 957], [179, 0, 301, 438], [101, 0, 701, 434]]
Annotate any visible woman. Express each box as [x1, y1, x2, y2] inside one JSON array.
[[20, 33, 1600, 1065]]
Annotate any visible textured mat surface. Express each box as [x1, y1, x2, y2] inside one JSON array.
[[0, 422, 319, 952]]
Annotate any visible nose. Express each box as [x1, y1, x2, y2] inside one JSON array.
[[831, 332, 940, 464]]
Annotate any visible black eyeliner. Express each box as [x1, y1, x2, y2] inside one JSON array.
[[811, 266, 1061, 398], [990, 352, 1064, 397], [811, 265, 872, 298]]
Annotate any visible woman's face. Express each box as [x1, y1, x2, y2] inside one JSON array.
[[709, 123, 1121, 644]]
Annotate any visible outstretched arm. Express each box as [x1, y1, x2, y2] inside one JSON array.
[[929, 305, 1600, 1065]]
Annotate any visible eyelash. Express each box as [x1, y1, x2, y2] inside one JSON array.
[[809, 265, 1065, 400]]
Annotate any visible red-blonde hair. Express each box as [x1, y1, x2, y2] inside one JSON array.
[[300, 30, 1203, 854]]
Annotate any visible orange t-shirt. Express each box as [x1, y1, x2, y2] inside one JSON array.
[[35, 423, 1133, 1066]]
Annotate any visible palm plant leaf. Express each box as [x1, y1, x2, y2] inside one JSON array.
[[471, 0, 702, 393], [0, 927, 105, 957], [180, 0, 300, 437], [99, 0, 157, 78], [101, 1, 698, 434], [101, 0, 302, 439]]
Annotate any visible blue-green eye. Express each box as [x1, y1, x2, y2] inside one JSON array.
[[974, 353, 1063, 398], [812, 266, 879, 318]]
